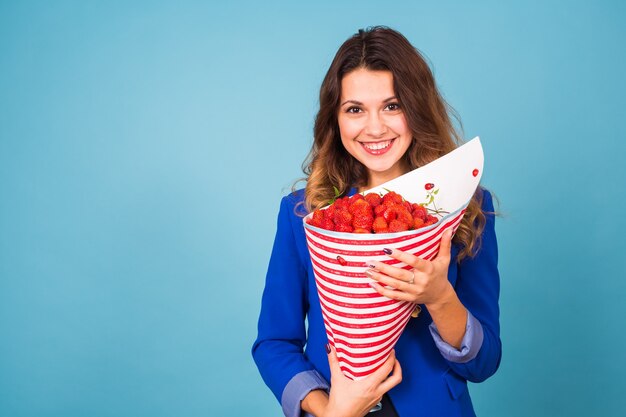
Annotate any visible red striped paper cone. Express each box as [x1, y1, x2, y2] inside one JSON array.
[[304, 208, 466, 380], [303, 137, 484, 380]]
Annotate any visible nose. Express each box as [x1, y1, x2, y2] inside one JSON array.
[[364, 112, 387, 137]]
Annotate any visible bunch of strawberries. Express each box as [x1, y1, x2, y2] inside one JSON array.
[[307, 191, 438, 234]]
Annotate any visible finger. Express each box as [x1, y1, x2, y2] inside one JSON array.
[[377, 248, 431, 272], [366, 259, 417, 282], [369, 282, 413, 302], [378, 356, 403, 393], [326, 343, 342, 375], [367, 270, 412, 292], [370, 350, 397, 382], [434, 228, 454, 264]]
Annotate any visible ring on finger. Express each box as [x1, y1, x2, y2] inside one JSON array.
[[408, 270, 415, 285]]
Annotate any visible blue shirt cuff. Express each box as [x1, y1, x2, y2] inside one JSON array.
[[429, 310, 484, 363], [281, 370, 330, 417]]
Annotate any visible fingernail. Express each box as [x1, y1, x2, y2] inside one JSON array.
[[383, 248, 392, 255], [364, 260, 376, 269], [368, 282, 378, 289], [365, 269, 373, 277], [325, 343, 331, 354]]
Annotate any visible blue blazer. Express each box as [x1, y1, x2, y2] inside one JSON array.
[[252, 188, 501, 417]]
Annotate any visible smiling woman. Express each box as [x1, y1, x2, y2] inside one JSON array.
[[252, 26, 501, 417], [338, 69, 412, 187]]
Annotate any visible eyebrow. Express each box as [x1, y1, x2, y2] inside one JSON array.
[[340, 96, 398, 106]]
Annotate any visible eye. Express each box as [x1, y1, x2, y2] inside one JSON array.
[[385, 103, 401, 111], [346, 106, 363, 114]]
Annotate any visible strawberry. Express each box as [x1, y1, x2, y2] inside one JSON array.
[[324, 204, 336, 221], [389, 219, 409, 232], [321, 218, 334, 231], [348, 198, 371, 215], [382, 205, 395, 222], [424, 215, 438, 226], [334, 197, 350, 211], [383, 205, 413, 225], [307, 218, 321, 228], [396, 207, 413, 225], [372, 217, 388, 233], [352, 212, 374, 230], [311, 209, 325, 225], [413, 217, 425, 229], [349, 193, 365, 203], [307, 210, 321, 227], [335, 223, 354, 233], [364, 193, 383, 207], [411, 204, 428, 220], [333, 209, 352, 226], [382, 191, 403, 206]]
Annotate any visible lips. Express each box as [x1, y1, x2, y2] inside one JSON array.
[[359, 139, 395, 155]]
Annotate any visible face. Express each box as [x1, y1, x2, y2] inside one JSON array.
[[337, 68, 412, 188]]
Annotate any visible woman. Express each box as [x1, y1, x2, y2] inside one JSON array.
[[252, 26, 501, 417]]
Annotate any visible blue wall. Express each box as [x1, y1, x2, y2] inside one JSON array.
[[1, 1, 625, 416]]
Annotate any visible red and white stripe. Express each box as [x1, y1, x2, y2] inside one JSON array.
[[304, 209, 466, 380]]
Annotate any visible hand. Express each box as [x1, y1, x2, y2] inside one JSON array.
[[366, 228, 455, 308], [322, 345, 402, 417]]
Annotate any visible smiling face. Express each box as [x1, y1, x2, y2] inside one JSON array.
[[338, 68, 412, 189]]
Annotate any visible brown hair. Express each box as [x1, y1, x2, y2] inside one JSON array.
[[299, 26, 486, 261]]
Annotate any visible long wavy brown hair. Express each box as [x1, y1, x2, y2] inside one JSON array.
[[298, 26, 486, 261]]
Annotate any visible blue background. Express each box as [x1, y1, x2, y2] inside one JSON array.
[[1, 1, 625, 416]]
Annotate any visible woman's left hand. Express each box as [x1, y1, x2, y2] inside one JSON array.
[[366, 228, 455, 308]]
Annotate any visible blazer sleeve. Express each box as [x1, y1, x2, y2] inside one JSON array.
[[251, 195, 319, 402], [445, 189, 502, 382]]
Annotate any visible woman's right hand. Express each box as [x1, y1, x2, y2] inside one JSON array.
[[322, 345, 402, 417]]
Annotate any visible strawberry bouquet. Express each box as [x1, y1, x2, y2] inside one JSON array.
[[307, 190, 440, 235], [303, 137, 485, 380]]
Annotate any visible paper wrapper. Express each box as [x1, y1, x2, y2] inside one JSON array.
[[303, 137, 484, 380]]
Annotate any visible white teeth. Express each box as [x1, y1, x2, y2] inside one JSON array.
[[362, 140, 392, 150]]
